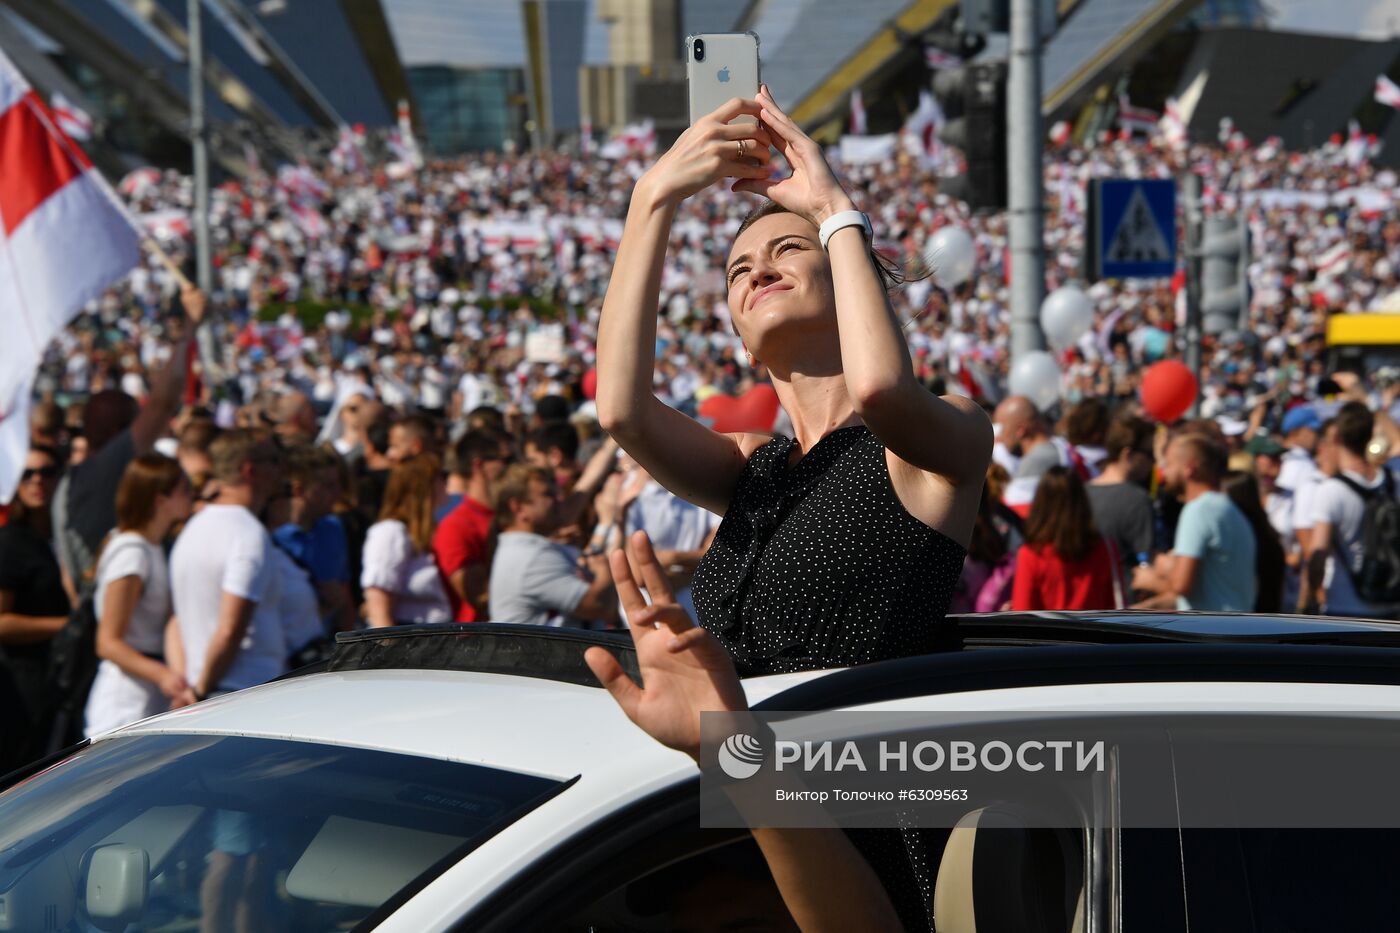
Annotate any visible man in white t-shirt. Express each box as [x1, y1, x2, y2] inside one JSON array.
[[1303, 403, 1400, 619], [170, 430, 286, 697]]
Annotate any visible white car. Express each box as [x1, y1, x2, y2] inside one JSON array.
[[4, 613, 1400, 932]]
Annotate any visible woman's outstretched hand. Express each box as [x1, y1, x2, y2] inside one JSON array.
[[638, 99, 774, 206], [584, 531, 747, 761], [734, 85, 855, 227]]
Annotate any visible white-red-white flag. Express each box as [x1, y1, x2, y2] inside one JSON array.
[[1117, 94, 1158, 136], [0, 50, 141, 501], [850, 89, 867, 136], [330, 123, 366, 173], [50, 91, 92, 140], [1376, 74, 1400, 109], [901, 90, 944, 169]]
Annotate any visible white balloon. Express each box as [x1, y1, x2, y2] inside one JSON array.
[[1039, 285, 1094, 348], [922, 226, 976, 287], [1008, 350, 1063, 412]]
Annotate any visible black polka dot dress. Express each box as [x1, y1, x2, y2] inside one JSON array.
[[691, 424, 966, 677], [690, 423, 967, 933]]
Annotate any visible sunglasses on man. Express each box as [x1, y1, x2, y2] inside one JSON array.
[[21, 466, 60, 482]]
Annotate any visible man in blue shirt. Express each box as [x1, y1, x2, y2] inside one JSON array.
[[273, 445, 354, 631], [1133, 433, 1257, 611]]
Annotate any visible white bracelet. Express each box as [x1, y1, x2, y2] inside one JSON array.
[[818, 210, 872, 250]]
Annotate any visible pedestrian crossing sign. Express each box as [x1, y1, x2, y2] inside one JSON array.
[[1086, 179, 1177, 280]]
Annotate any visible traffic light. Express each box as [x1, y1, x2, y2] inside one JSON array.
[[1200, 216, 1251, 335], [933, 60, 1008, 210]]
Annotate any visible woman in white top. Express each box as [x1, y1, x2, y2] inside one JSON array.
[[84, 455, 195, 737], [361, 453, 452, 626]]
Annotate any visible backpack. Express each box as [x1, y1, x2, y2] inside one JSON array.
[[1333, 471, 1400, 606], [42, 579, 100, 754]]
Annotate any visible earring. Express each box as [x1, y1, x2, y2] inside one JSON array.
[[746, 352, 757, 368]]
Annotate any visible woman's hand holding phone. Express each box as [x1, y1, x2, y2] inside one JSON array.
[[637, 98, 773, 207], [733, 84, 855, 227]]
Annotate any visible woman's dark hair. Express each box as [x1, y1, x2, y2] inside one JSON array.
[[968, 482, 1010, 565], [1024, 466, 1098, 562], [8, 445, 60, 525], [734, 201, 916, 292], [1222, 470, 1285, 613], [1065, 398, 1110, 447]]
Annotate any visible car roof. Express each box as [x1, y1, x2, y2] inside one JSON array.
[[114, 666, 825, 781], [951, 610, 1400, 643], [106, 615, 1400, 781]]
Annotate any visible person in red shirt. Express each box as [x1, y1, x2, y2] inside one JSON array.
[[1012, 466, 1125, 612], [433, 429, 512, 621]]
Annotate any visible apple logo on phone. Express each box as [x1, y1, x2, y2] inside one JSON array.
[[717, 67, 730, 83]]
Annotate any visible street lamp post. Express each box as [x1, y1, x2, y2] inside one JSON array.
[[1008, 0, 1046, 363], [188, 0, 211, 294]]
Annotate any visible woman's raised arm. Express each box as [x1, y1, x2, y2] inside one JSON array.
[[596, 98, 774, 516]]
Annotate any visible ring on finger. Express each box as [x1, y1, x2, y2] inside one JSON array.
[[736, 138, 746, 158]]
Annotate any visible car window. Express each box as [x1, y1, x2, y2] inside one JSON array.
[[1181, 828, 1400, 930], [0, 734, 565, 932]]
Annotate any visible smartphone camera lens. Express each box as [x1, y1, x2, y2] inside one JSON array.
[[694, 39, 705, 62]]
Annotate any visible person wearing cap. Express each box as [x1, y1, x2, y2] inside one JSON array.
[[1277, 405, 1322, 495], [1245, 434, 1292, 541]]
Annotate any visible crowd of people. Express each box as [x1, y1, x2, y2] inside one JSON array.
[[2, 118, 1400, 777]]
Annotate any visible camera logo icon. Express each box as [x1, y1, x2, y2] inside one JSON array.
[[718, 733, 765, 779]]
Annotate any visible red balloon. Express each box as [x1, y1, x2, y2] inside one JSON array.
[[581, 368, 598, 400], [1140, 360, 1197, 424], [699, 384, 782, 433]]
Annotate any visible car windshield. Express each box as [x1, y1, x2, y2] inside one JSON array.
[[0, 734, 565, 931]]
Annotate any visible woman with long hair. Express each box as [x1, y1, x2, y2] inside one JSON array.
[[951, 465, 1025, 614], [1223, 470, 1286, 613], [84, 455, 196, 736], [360, 454, 451, 626], [0, 445, 72, 770], [591, 87, 991, 933], [1012, 466, 1124, 611]]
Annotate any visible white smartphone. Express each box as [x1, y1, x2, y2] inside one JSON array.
[[686, 32, 760, 125]]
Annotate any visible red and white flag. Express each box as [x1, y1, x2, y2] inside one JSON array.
[[330, 123, 366, 174], [1376, 74, 1400, 109], [50, 91, 92, 140], [0, 51, 141, 501], [1117, 94, 1158, 136], [924, 47, 963, 70], [850, 89, 867, 136], [119, 166, 162, 197], [901, 90, 944, 169]]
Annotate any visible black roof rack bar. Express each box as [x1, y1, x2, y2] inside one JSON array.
[[755, 643, 1400, 712], [328, 623, 638, 688]]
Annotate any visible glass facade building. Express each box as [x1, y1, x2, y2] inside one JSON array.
[[407, 66, 529, 154]]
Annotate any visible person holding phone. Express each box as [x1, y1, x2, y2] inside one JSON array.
[[597, 85, 991, 676]]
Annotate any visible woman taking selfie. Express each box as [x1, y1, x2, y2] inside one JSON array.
[[596, 88, 990, 932], [597, 86, 991, 676], [85, 455, 197, 737]]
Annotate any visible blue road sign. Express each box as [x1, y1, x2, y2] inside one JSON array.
[[1095, 179, 1176, 279]]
